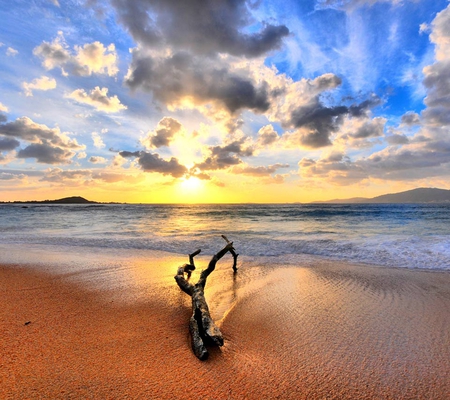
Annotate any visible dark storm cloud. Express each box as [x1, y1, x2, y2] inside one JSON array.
[[17, 143, 74, 164], [119, 150, 141, 158], [194, 140, 254, 171], [111, 0, 289, 57], [0, 113, 7, 123], [0, 137, 20, 151], [290, 102, 348, 148], [348, 96, 382, 118], [125, 51, 270, 113], [288, 94, 382, 148], [119, 150, 187, 177]]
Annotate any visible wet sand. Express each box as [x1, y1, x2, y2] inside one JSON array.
[[1, 257, 450, 399]]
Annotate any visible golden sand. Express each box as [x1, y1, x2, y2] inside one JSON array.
[[1, 259, 449, 399]]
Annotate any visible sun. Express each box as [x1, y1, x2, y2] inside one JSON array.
[[180, 176, 202, 191]]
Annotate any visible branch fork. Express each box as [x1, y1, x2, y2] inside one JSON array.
[[174, 235, 239, 360]]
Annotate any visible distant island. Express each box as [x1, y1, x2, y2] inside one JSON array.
[[1, 188, 450, 204], [0, 196, 98, 204], [314, 187, 450, 204]]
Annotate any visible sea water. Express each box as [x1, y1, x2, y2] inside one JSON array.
[[0, 203, 449, 270]]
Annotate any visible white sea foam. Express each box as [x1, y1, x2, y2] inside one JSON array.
[[0, 203, 449, 270]]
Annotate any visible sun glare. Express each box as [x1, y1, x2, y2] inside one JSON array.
[[180, 176, 202, 191]]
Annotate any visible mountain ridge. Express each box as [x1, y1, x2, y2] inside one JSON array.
[[314, 187, 450, 204]]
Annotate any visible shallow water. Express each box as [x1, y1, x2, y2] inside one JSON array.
[[1, 203, 449, 270]]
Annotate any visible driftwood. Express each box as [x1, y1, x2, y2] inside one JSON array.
[[174, 235, 238, 360]]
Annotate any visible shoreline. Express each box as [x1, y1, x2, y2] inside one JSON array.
[[1, 258, 450, 399]]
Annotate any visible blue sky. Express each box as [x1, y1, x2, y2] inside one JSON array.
[[0, 0, 449, 202]]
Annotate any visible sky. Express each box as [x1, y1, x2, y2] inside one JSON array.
[[1, 0, 450, 203]]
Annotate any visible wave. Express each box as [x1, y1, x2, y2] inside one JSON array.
[[1, 203, 449, 270]]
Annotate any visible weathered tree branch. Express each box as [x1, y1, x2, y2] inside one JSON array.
[[174, 237, 238, 360], [221, 235, 239, 273]]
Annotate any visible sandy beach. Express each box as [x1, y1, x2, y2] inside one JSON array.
[[1, 254, 449, 399]]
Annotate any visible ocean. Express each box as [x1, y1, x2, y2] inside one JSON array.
[[0, 203, 449, 271]]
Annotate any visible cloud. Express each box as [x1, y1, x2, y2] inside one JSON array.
[[92, 131, 105, 148], [0, 117, 84, 165], [0, 102, 8, 112], [22, 76, 57, 97], [0, 151, 16, 164], [0, 117, 83, 149], [266, 74, 381, 149], [419, 23, 430, 35], [0, 172, 26, 181], [0, 137, 20, 151], [298, 152, 368, 185], [429, 6, 450, 62], [6, 47, 18, 57], [39, 167, 143, 185], [421, 5, 450, 127], [125, 50, 270, 114], [141, 117, 182, 149], [230, 163, 289, 176], [89, 156, 107, 164], [299, 128, 450, 185], [74, 42, 119, 76], [315, 0, 404, 11], [256, 124, 279, 148], [334, 115, 386, 150], [33, 33, 118, 77], [385, 133, 409, 145], [351, 117, 386, 139], [68, 87, 127, 113], [113, 1, 294, 123], [119, 150, 187, 178], [17, 143, 75, 164], [288, 103, 349, 148], [401, 112, 420, 126], [194, 139, 254, 171], [111, 0, 289, 58], [40, 168, 92, 182]]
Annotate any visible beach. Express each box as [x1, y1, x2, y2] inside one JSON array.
[[1, 253, 449, 399]]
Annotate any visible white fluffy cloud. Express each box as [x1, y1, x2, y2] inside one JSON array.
[[6, 47, 18, 57], [33, 32, 118, 77], [22, 76, 57, 97], [92, 132, 106, 149], [89, 156, 107, 164], [68, 87, 127, 113]]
